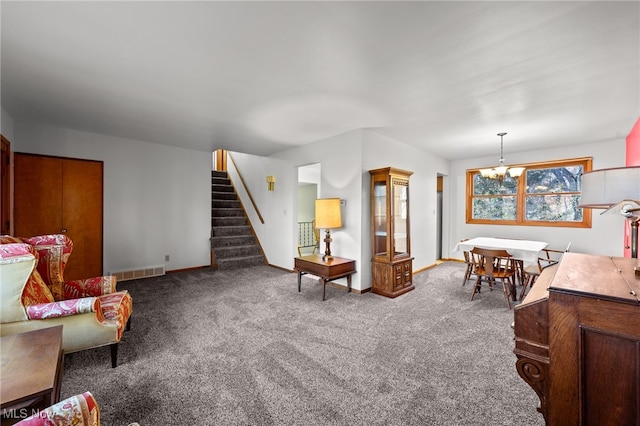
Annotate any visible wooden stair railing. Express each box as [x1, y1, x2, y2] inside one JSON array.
[[226, 152, 265, 224]]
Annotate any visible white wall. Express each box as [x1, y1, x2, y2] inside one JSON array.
[[7, 115, 629, 287], [272, 129, 451, 291], [297, 162, 320, 223], [12, 121, 211, 274], [271, 130, 365, 289], [1, 108, 15, 141], [298, 163, 321, 186], [225, 151, 296, 270], [449, 138, 628, 258], [361, 130, 450, 280], [297, 185, 317, 223]]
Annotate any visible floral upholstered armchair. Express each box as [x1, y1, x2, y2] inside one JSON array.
[[12, 391, 141, 426], [14, 392, 100, 426], [0, 235, 132, 367]]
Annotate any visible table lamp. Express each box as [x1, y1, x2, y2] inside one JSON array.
[[315, 198, 342, 261], [579, 166, 640, 274]]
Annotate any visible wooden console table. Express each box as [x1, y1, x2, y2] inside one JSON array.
[[1, 326, 64, 424], [295, 254, 356, 301]]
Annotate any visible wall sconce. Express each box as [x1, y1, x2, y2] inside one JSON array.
[[579, 166, 640, 261], [266, 176, 276, 191], [315, 198, 342, 261]]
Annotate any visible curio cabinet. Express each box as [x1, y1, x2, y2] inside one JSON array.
[[369, 167, 414, 298]]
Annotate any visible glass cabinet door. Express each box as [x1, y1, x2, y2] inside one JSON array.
[[392, 179, 409, 257], [369, 167, 413, 298], [373, 180, 387, 257]]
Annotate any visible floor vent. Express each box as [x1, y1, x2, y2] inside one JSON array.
[[110, 265, 165, 282]]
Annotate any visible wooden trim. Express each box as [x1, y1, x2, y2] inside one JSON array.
[[321, 279, 360, 293], [14, 151, 104, 164], [227, 152, 265, 224], [466, 156, 592, 174], [1, 134, 10, 235], [413, 262, 440, 274], [270, 264, 294, 273], [215, 173, 269, 267], [215, 149, 227, 171], [466, 157, 592, 228], [166, 265, 211, 274]]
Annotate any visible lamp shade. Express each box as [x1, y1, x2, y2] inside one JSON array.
[[579, 166, 640, 208], [315, 198, 342, 229], [508, 167, 525, 178]]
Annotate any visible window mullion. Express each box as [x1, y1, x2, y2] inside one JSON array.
[[516, 175, 525, 223]]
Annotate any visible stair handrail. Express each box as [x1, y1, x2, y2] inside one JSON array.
[[226, 152, 265, 224]]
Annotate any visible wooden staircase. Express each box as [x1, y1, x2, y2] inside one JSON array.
[[210, 171, 265, 270]]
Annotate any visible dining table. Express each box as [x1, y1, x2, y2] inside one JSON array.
[[453, 237, 549, 286]]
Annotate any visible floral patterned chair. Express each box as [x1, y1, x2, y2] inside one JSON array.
[[14, 392, 100, 426], [0, 236, 132, 367]]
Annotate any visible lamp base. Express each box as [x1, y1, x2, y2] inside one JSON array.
[[323, 229, 333, 261]]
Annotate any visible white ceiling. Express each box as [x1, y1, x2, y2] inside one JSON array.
[[1, 1, 639, 160]]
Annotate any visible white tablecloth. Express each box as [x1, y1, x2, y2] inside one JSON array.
[[453, 237, 548, 265]]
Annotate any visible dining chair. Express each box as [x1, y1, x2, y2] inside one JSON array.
[[460, 238, 474, 286], [469, 247, 517, 309], [519, 242, 571, 300]]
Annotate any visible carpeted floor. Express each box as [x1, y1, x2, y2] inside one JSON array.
[[61, 262, 545, 426]]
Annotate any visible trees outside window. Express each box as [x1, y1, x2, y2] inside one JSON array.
[[466, 158, 592, 228]]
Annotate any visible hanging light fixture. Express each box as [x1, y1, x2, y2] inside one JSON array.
[[479, 133, 525, 185]]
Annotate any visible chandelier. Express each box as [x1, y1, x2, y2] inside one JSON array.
[[479, 132, 525, 185]]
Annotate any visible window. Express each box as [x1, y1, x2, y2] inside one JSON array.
[[466, 157, 592, 228]]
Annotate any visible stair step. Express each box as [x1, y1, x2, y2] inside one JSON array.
[[212, 208, 245, 217], [211, 225, 253, 237], [212, 217, 247, 227], [212, 191, 238, 201], [212, 177, 231, 185], [216, 254, 265, 270], [212, 199, 241, 209], [211, 170, 264, 270], [212, 184, 235, 193], [211, 235, 257, 248], [214, 244, 262, 259]]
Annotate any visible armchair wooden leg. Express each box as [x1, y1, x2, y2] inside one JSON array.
[[110, 343, 118, 368], [126, 317, 131, 332]]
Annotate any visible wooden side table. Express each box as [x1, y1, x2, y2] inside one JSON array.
[[1, 326, 64, 423], [295, 254, 356, 301]]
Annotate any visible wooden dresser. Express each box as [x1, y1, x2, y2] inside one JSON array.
[[514, 252, 640, 425]]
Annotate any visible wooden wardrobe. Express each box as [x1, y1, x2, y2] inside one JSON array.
[[14, 153, 104, 281]]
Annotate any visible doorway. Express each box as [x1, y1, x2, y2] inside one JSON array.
[[1, 135, 10, 235], [213, 149, 227, 171], [437, 175, 443, 260], [14, 153, 104, 280]]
